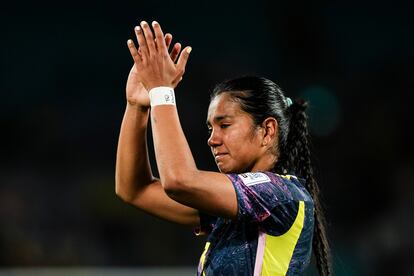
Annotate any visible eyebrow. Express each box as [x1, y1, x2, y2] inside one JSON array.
[[206, 115, 234, 126]]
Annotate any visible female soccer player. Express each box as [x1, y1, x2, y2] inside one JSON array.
[[115, 20, 331, 275]]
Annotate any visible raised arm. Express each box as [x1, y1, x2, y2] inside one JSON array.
[[132, 21, 238, 219], [115, 31, 199, 226]]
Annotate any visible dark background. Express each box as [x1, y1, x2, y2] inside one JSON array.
[[1, 0, 413, 275]]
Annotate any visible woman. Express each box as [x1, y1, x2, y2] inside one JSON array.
[[115, 20, 331, 275]]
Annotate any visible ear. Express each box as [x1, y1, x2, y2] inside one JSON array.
[[260, 117, 278, 147]]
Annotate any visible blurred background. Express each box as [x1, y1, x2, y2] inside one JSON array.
[[1, 0, 413, 275]]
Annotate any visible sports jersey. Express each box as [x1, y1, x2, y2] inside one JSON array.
[[195, 172, 314, 276]]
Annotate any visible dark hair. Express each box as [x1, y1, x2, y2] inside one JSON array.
[[211, 76, 332, 276]]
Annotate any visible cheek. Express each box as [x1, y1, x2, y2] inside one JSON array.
[[226, 131, 251, 153], [234, 131, 261, 154], [223, 131, 240, 150]]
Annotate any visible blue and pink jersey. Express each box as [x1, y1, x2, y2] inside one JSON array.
[[195, 172, 314, 276]]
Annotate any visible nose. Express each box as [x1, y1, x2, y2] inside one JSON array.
[[207, 128, 222, 148]]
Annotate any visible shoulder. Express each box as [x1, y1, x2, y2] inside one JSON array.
[[226, 171, 312, 203], [227, 172, 273, 186], [224, 171, 313, 224]]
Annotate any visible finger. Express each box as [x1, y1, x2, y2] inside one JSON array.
[[176, 46, 192, 75], [152, 21, 168, 55], [140, 21, 156, 56], [170, 42, 181, 63], [154, 38, 158, 51], [135, 26, 148, 61], [165, 33, 172, 50], [127, 39, 142, 64]]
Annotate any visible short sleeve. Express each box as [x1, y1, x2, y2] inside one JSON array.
[[227, 172, 299, 224], [194, 212, 217, 236]]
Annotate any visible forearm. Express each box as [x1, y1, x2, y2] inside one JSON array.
[[150, 104, 237, 219], [150, 105, 198, 188], [115, 103, 154, 201]]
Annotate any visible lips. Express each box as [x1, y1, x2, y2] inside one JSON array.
[[214, 153, 228, 161]]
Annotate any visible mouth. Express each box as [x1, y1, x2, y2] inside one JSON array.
[[214, 153, 228, 162]]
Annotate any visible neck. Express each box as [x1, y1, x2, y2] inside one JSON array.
[[251, 152, 277, 172]]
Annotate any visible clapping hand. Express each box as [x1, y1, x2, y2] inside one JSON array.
[[125, 24, 186, 108], [127, 21, 191, 92]]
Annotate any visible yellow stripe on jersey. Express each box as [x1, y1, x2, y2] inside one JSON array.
[[278, 174, 295, 181], [261, 201, 305, 276], [199, 242, 211, 276]]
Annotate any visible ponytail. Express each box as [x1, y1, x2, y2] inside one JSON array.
[[277, 99, 332, 276]]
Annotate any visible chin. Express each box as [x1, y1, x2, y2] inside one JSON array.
[[217, 164, 230, 174], [217, 164, 241, 174]]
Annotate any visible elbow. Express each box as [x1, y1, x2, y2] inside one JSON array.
[[161, 172, 193, 198], [115, 179, 133, 203], [162, 182, 181, 199], [115, 185, 128, 202], [161, 178, 181, 197], [114, 171, 136, 203]]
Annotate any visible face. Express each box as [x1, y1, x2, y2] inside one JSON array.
[[206, 93, 266, 173]]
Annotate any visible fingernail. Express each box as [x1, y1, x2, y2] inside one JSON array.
[[152, 21, 158, 26], [127, 39, 133, 44], [186, 47, 192, 54], [141, 21, 147, 26], [135, 26, 140, 32]]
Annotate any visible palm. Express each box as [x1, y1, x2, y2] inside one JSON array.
[[127, 22, 190, 91], [126, 64, 150, 107]]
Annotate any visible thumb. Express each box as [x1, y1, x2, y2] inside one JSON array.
[[176, 46, 192, 75]]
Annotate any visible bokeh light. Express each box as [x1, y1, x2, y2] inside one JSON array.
[[299, 85, 341, 137]]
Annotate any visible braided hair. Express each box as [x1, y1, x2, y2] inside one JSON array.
[[211, 76, 332, 276]]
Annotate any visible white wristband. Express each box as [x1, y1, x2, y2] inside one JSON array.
[[148, 87, 176, 106]]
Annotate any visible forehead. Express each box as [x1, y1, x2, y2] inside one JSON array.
[[207, 93, 243, 123]]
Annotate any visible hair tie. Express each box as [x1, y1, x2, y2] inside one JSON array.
[[285, 97, 293, 107]]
